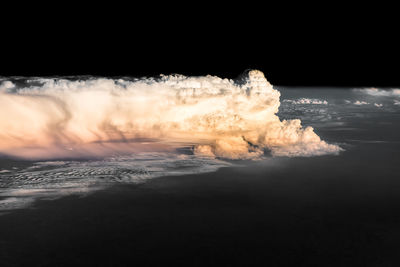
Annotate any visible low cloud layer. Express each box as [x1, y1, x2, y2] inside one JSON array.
[[354, 87, 400, 97], [283, 98, 328, 105], [0, 70, 341, 159]]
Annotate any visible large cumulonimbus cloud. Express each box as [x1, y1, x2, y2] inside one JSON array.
[[0, 70, 341, 159]]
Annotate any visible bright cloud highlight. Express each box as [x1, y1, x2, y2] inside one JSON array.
[[0, 70, 341, 159]]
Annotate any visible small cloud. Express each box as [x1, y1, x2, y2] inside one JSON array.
[[354, 100, 369, 105], [0, 81, 15, 93], [283, 98, 328, 105]]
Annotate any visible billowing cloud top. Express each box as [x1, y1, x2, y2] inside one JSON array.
[[0, 70, 341, 159]]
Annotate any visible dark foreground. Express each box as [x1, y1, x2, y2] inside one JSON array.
[[1, 143, 400, 266]]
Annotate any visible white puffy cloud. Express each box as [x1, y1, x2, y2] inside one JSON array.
[[0, 81, 15, 92], [0, 70, 341, 159]]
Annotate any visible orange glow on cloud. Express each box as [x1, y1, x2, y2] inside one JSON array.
[[0, 70, 341, 159]]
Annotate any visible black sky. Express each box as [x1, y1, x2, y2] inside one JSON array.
[[1, 4, 397, 86]]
